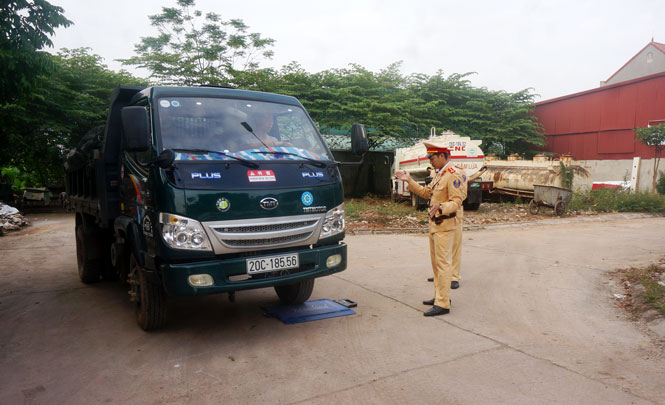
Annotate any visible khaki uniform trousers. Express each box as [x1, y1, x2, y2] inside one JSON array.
[[429, 229, 454, 309], [451, 217, 462, 282]]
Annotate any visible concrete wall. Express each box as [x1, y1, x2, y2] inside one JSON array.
[[602, 44, 665, 86], [574, 158, 661, 192]]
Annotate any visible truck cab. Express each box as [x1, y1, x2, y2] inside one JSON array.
[[66, 86, 367, 330]]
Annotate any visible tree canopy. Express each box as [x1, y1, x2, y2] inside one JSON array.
[[0, 0, 544, 187], [233, 62, 543, 154], [0, 0, 72, 101], [119, 0, 275, 86], [1, 47, 146, 185]]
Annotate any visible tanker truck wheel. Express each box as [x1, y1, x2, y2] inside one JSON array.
[[411, 193, 418, 208], [528, 199, 539, 215], [275, 278, 314, 305], [128, 253, 167, 331], [75, 224, 101, 283], [554, 200, 566, 216]]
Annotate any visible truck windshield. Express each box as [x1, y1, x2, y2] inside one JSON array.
[[156, 97, 332, 162]]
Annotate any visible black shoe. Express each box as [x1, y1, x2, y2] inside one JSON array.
[[451, 281, 460, 289], [424, 305, 450, 316], [427, 277, 434, 282], [422, 298, 435, 305]]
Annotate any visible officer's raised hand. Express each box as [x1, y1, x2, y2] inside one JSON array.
[[395, 170, 411, 181]]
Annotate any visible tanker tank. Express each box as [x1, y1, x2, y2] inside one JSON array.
[[479, 154, 590, 198]]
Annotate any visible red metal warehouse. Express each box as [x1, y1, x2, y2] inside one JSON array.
[[533, 71, 665, 191]]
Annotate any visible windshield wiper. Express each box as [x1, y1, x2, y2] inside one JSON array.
[[169, 148, 259, 169], [251, 151, 327, 168]]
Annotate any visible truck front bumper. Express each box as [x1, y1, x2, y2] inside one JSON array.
[[160, 243, 347, 296]]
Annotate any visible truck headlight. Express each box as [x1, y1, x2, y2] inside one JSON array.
[[159, 213, 212, 251], [319, 203, 345, 239]]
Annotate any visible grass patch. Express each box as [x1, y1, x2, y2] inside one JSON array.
[[344, 196, 429, 225], [569, 189, 665, 213], [625, 265, 665, 316]]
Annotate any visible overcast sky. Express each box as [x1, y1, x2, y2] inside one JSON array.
[[49, 0, 664, 102]]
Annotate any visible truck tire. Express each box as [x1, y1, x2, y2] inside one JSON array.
[[464, 202, 480, 211], [411, 193, 418, 208], [100, 233, 119, 281], [75, 224, 101, 283], [274, 278, 315, 305], [129, 253, 167, 331]]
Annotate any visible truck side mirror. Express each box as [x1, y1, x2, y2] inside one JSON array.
[[351, 123, 368, 155], [121, 106, 150, 152], [149, 149, 175, 169]]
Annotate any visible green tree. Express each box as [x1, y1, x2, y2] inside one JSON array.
[[2, 48, 146, 185], [120, 0, 275, 85], [636, 123, 665, 193], [235, 62, 544, 153], [0, 0, 72, 101]]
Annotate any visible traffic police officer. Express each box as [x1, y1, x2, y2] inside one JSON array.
[[428, 167, 466, 289], [395, 141, 466, 316]]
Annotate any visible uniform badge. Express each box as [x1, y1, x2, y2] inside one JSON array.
[[448, 167, 456, 173], [453, 179, 461, 188], [462, 174, 467, 182]]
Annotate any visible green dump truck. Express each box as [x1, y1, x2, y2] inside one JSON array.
[[65, 86, 367, 330]]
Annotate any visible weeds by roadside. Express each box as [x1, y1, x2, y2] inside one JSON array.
[[570, 189, 665, 213], [625, 265, 665, 317], [345, 196, 429, 228], [613, 260, 665, 320]]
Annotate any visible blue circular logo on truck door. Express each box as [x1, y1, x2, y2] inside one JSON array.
[[301, 192, 313, 206]]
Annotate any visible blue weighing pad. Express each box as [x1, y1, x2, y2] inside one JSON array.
[[263, 299, 356, 324]]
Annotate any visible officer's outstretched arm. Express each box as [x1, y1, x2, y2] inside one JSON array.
[[406, 178, 432, 199]]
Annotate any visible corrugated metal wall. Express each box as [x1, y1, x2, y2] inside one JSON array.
[[534, 71, 665, 160]]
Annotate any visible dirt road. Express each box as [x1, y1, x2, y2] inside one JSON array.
[[1, 213, 664, 404]]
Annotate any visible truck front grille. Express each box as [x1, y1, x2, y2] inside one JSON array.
[[212, 220, 317, 234], [223, 232, 312, 247], [203, 214, 323, 254]]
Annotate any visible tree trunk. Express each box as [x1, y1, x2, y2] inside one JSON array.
[[652, 157, 661, 194]]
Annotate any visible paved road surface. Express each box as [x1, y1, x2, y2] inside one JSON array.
[[1, 213, 664, 404]]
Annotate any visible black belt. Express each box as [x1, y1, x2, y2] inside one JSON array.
[[432, 212, 456, 224]]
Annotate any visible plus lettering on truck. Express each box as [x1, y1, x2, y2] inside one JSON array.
[[64, 86, 368, 330]]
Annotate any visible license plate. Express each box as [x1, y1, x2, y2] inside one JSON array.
[[246, 254, 299, 274]]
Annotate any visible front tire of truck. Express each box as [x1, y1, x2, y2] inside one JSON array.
[[128, 253, 167, 331], [75, 224, 101, 283], [274, 278, 315, 305]]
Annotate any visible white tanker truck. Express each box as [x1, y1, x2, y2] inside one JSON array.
[[392, 130, 591, 212], [391, 130, 493, 210]]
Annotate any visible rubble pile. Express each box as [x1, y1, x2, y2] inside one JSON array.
[[0, 203, 29, 235]]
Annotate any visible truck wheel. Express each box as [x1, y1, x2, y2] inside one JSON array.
[[411, 193, 418, 208], [75, 225, 101, 283], [464, 202, 480, 211], [274, 278, 315, 305], [128, 253, 167, 331], [101, 234, 119, 282]]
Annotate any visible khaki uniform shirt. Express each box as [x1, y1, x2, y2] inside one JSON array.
[[407, 162, 466, 232]]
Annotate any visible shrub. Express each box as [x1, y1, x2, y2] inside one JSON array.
[[1, 166, 40, 194], [657, 171, 665, 195], [569, 188, 665, 213]]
